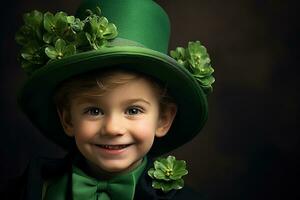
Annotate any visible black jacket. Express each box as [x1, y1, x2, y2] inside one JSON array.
[[2, 154, 206, 200]]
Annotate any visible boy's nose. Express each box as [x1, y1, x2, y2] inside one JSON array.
[[100, 114, 126, 136]]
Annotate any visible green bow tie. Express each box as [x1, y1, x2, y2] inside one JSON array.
[[72, 158, 147, 200]]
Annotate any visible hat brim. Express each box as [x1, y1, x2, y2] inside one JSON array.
[[18, 46, 208, 156]]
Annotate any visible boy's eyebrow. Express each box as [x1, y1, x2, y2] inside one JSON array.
[[74, 97, 151, 106], [122, 98, 151, 106]]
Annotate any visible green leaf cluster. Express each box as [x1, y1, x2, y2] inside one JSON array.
[[148, 155, 188, 193], [170, 41, 215, 94], [15, 7, 118, 75]]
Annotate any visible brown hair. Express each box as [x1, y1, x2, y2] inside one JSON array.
[[54, 69, 175, 114]]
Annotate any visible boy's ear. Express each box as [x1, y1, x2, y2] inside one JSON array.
[[57, 107, 74, 137], [155, 104, 177, 138]]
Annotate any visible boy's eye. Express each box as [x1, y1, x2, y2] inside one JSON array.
[[125, 106, 143, 115], [84, 107, 103, 116]]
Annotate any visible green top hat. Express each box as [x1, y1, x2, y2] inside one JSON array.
[[16, 0, 214, 156]]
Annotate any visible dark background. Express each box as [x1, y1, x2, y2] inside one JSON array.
[[1, 0, 299, 199]]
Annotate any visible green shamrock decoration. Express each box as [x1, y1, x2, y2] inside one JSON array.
[[45, 39, 76, 60], [83, 8, 118, 49], [170, 41, 215, 94], [15, 6, 118, 75], [148, 155, 188, 193]]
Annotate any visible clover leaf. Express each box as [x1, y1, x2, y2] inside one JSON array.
[[19, 40, 46, 75], [15, 6, 118, 75], [15, 10, 44, 46], [148, 156, 188, 193], [68, 16, 84, 32], [170, 47, 188, 67], [170, 41, 215, 94], [21, 41, 44, 62], [152, 179, 184, 192], [45, 39, 76, 59], [83, 14, 117, 49], [43, 11, 77, 44], [44, 11, 68, 35]]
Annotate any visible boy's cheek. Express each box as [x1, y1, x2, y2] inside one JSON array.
[[73, 121, 101, 138], [131, 122, 157, 141]]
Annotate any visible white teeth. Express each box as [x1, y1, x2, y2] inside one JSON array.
[[97, 144, 129, 150]]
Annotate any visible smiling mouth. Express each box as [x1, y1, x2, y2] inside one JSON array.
[[95, 144, 132, 150]]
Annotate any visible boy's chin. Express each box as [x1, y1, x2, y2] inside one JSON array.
[[87, 158, 143, 177], [100, 158, 143, 173]]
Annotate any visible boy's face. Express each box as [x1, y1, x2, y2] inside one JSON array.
[[59, 75, 176, 174]]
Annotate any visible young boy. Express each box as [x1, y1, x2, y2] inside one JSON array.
[[13, 0, 214, 199]]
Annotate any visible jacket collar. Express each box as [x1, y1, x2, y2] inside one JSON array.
[[23, 153, 178, 200]]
